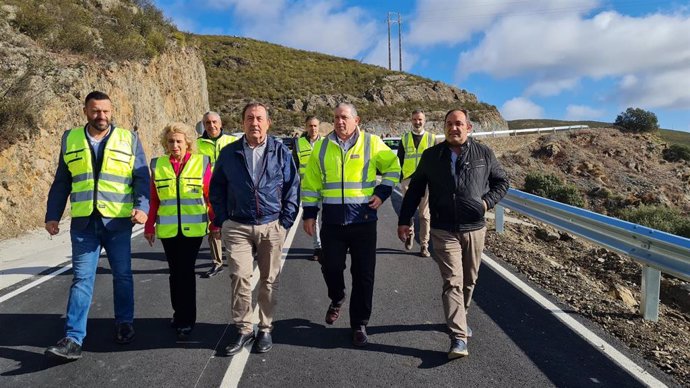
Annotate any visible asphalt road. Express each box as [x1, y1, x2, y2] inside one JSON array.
[[0, 193, 677, 387]]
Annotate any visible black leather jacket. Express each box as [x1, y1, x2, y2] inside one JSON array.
[[398, 139, 509, 232]]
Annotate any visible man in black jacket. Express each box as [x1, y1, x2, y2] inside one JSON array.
[[397, 109, 509, 359]]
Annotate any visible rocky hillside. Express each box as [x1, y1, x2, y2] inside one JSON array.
[[0, 1, 209, 240], [482, 127, 690, 235], [193, 35, 507, 135]]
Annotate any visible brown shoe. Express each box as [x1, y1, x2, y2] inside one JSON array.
[[352, 326, 368, 347], [420, 246, 431, 257], [325, 304, 341, 325]]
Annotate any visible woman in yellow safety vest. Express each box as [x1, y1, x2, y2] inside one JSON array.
[[144, 122, 216, 340]]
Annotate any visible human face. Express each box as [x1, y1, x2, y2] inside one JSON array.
[[83, 98, 112, 132], [411, 112, 425, 131], [444, 110, 473, 146], [203, 114, 222, 138], [243, 106, 270, 146], [333, 106, 359, 140], [166, 132, 188, 160], [306, 118, 319, 140]]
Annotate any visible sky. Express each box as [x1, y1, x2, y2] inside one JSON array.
[[152, 0, 690, 132]]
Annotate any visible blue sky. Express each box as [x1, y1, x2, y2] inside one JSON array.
[[153, 0, 690, 132]]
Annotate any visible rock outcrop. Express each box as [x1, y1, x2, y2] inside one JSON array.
[[0, 14, 209, 239]]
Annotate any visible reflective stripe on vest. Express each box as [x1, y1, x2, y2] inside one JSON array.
[[401, 131, 435, 179], [197, 134, 237, 165], [63, 127, 135, 218], [151, 154, 209, 238], [296, 137, 316, 177], [317, 132, 375, 205]]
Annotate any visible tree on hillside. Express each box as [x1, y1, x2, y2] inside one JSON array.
[[614, 107, 659, 133]]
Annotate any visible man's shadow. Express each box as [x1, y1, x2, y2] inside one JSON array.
[[272, 318, 450, 369]]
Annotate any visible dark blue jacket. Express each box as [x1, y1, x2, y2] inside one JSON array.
[[210, 135, 300, 229], [45, 124, 150, 231]]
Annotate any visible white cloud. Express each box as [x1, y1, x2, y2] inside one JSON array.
[[565, 105, 605, 120], [407, 0, 600, 46], [501, 97, 544, 120], [229, 1, 379, 58], [618, 67, 690, 109], [456, 10, 690, 109], [525, 78, 579, 97]]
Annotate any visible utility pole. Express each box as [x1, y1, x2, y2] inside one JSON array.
[[387, 12, 402, 71], [398, 13, 402, 71], [387, 13, 392, 70]]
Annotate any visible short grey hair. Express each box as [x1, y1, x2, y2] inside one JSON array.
[[203, 111, 221, 121], [335, 102, 358, 118]]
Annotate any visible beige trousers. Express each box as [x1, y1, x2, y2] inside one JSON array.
[[400, 178, 430, 248], [208, 233, 223, 267], [429, 226, 486, 340], [222, 219, 286, 334]]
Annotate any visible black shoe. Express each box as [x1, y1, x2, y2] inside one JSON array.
[[202, 264, 224, 278], [352, 326, 368, 347], [254, 331, 273, 353], [225, 331, 255, 356], [311, 248, 322, 262], [45, 337, 82, 361], [115, 322, 135, 344], [176, 326, 193, 340]]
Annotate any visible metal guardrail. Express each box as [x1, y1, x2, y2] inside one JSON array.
[[471, 125, 589, 138], [495, 188, 690, 321]]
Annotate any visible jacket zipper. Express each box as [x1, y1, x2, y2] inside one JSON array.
[[340, 146, 346, 225]]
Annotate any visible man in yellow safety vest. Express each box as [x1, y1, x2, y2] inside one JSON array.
[[397, 110, 436, 257], [293, 116, 322, 261], [44, 91, 150, 360], [197, 111, 238, 278], [302, 102, 400, 347]]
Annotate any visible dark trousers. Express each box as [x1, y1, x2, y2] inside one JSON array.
[[320, 221, 377, 329], [161, 235, 203, 327]]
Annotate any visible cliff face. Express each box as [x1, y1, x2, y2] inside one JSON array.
[[0, 17, 209, 239]]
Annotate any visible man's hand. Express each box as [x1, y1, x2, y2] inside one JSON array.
[[211, 230, 221, 240], [368, 195, 383, 210], [397, 225, 411, 243], [303, 218, 316, 236], [144, 233, 155, 246], [483, 200, 488, 212], [131, 209, 147, 224], [46, 221, 60, 236]]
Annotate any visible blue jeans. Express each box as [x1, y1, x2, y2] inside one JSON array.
[[65, 218, 134, 345]]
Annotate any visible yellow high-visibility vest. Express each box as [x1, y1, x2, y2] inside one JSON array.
[[295, 136, 319, 177], [196, 134, 238, 165], [151, 154, 210, 238], [301, 131, 400, 207], [401, 131, 435, 179], [63, 127, 135, 218]]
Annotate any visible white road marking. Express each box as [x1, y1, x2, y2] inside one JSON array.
[[394, 186, 665, 386], [482, 254, 666, 387], [219, 209, 303, 388], [0, 226, 144, 304]]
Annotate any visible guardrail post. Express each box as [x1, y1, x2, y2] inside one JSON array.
[[495, 205, 505, 234], [641, 266, 661, 321]]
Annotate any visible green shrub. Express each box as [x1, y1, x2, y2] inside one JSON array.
[[614, 107, 659, 133], [616, 205, 690, 238], [8, 0, 177, 61], [663, 144, 690, 162], [523, 172, 585, 207]]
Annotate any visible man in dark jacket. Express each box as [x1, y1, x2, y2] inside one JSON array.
[[210, 102, 300, 355], [397, 109, 509, 360]]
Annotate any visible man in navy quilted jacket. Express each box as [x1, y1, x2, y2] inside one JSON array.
[[210, 102, 299, 356]]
